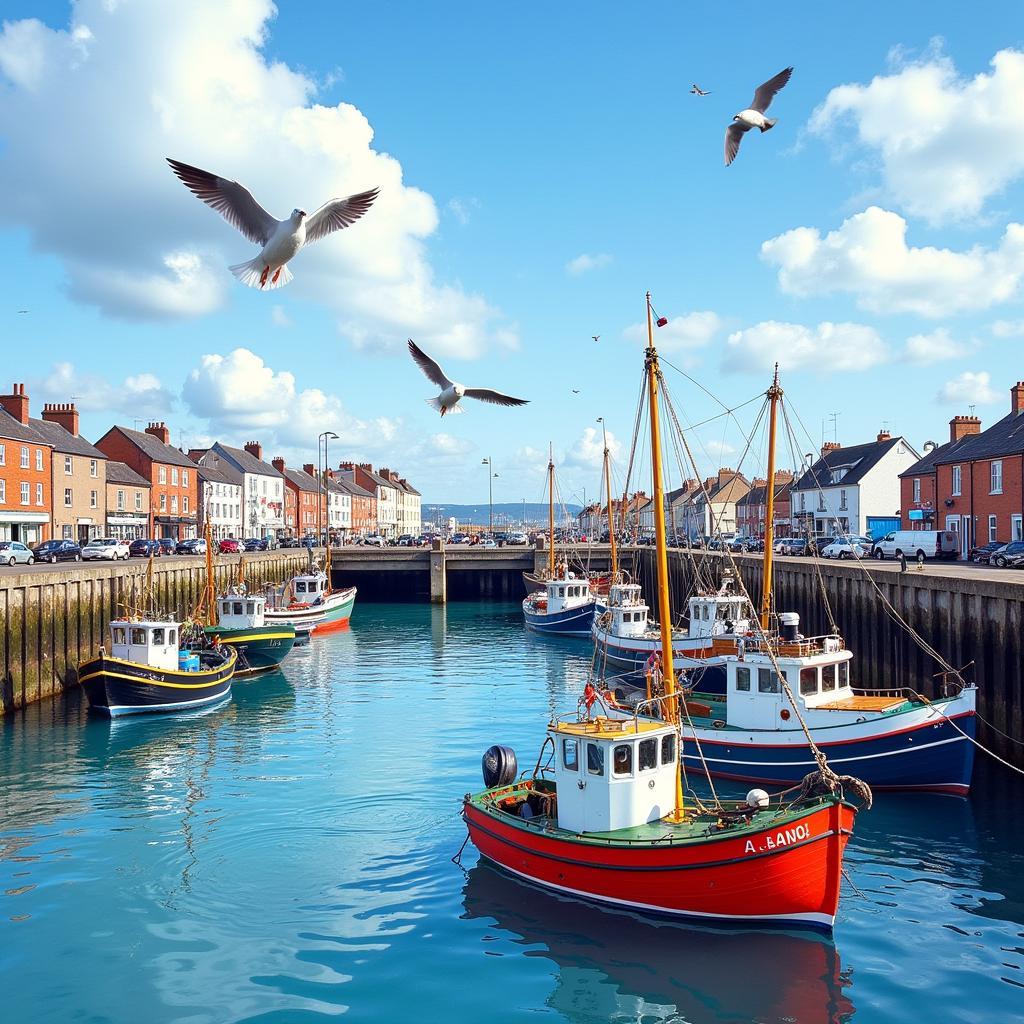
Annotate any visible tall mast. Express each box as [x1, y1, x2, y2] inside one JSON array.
[[324, 472, 332, 594], [547, 443, 555, 579], [760, 365, 783, 630], [645, 291, 684, 822], [599, 417, 618, 579], [203, 518, 215, 626]]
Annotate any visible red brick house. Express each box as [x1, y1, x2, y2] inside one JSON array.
[[736, 470, 794, 540], [95, 422, 198, 540], [273, 458, 325, 538], [329, 471, 375, 535], [0, 383, 53, 544]]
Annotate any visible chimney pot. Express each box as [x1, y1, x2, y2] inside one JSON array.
[[876, 430, 891, 443], [272, 457, 286, 472], [303, 463, 316, 476], [244, 441, 264, 461], [0, 383, 30, 425], [42, 401, 80, 436], [144, 421, 170, 444], [1012, 382, 1024, 414], [949, 415, 982, 443]]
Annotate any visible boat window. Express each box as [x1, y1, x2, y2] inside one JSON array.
[[586, 743, 604, 776], [233, 601, 244, 615], [822, 664, 837, 692], [800, 667, 819, 696], [701, 605, 709, 620], [112, 627, 126, 645], [758, 668, 781, 693], [296, 582, 306, 593], [638, 738, 657, 771], [131, 628, 147, 645], [661, 734, 676, 764], [613, 744, 633, 776], [735, 666, 751, 692], [838, 661, 850, 688], [151, 628, 165, 645], [562, 738, 578, 771], [246, 602, 256, 615], [718, 606, 729, 619], [168, 630, 176, 645]]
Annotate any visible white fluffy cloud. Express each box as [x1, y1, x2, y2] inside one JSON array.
[[30, 361, 174, 416], [992, 320, 1024, 338], [563, 426, 623, 471], [0, 1, 515, 357], [937, 371, 1000, 406], [565, 253, 612, 276], [903, 328, 971, 365], [809, 47, 1024, 223], [724, 321, 888, 373], [182, 347, 399, 451], [761, 207, 1024, 317], [623, 311, 722, 355]]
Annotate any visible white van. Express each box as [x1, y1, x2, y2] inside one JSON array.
[[871, 530, 958, 561]]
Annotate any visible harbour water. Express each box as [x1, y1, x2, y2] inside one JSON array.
[[2, 601, 1022, 1023]]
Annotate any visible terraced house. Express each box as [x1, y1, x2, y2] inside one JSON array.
[[0, 383, 52, 544], [31, 403, 107, 543], [104, 461, 151, 540]]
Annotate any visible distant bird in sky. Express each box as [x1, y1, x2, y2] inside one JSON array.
[[16, 309, 28, 314], [572, 389, 580, 394], [166, 158, 378, 290], [592, 335, 600, 343], [724, 67, 793, 166], [407, 339, 529, 417], [690, 84, 711, 96]]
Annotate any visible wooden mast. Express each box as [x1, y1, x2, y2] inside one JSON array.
[[599, 418, 618, 579], [202, 518, 215, 626], [760, 365, 783, 630], [644, 291, 684, 821], [324, 472, 332, 595], [547, 443, 555, 579]]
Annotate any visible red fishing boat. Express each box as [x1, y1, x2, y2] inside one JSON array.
[[462, 293, 867, 930]]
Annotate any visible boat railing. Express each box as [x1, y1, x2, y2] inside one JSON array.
[[741, 633, 846, 658]]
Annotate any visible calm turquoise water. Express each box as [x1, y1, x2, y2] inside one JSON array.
[[2, 601, 1022, 1023]]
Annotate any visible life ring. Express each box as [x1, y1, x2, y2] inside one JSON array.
[[712, 719, 726, 729]]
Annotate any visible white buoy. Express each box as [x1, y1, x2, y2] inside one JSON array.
[[746, 788, 770, 809]]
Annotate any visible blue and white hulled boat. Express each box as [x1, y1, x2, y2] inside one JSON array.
[[592, 572, 752, 695], [523, 570, 597, 637]]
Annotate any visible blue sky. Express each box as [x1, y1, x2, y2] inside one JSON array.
[[1, 1, 1023, 506]]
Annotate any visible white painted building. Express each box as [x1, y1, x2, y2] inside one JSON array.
[[790, 433, 920, 538], [196, 458, 244, 541], [327, 478, 351, 538], [206, 441, 285, 542]]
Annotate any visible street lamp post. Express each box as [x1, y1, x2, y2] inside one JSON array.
[[482, 457, 497, 535], [318, 431, 339, 548]]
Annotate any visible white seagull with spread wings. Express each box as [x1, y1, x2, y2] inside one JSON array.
[[407, 340, 529, 417], [167, 158, 378, 290], [724, 67, 793, 166]]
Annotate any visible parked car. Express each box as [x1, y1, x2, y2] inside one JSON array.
[[396, 534, 416, 547], [508, 532, 528, 545], [806, 536, 836, 556], [218, 538, 242, 554], [780, 538, 807, 556], [0, 540, 34, 566], [156, 537, 177, 555], [969, 541, 1004, 564], [129, 538, 163, 558], [243, 537, 268, 551], [479, 537, 497, 549], [82, 537, 130, 561], [363, 534, 386, 547], [991, 541, 1024, 568], [278, 536, 300, 548], [175, 538, 207, 555], [727, 536, 761, 553], [821, 537, 871, 560], [33, 539, 82, 563], [871, 530, 958, 561], [450, 533, 469, 545], [301, 535, 316, 549]]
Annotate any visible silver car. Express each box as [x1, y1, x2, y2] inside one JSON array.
[[0, 540, 34, 566], [82, 537, 131, 560]]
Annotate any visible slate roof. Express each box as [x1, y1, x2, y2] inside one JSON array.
[[931, 410, 1024, 465], [0, 408, 49, 445], [197, 460, 243, 487], [102, 426, 195, 468], [335, 477, 374, 499], [105, 461, 151, 488], [737, 478, 793, 506], [29, 418, 107, 459], [213, 442, 283, 478], [399, 480, 421, 496], [284, 467, 320, 492], [792, 437, 911, 491]]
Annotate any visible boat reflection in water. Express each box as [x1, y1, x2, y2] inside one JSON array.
[[461, 860, 855, 1023]]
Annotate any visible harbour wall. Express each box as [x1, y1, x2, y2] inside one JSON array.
[[0, 552, 309, 715], [633, 550, 1024, 765]]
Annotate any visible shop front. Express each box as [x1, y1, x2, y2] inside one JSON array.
[[153, 514, 198, 541], [107, 512, 148, 541], [0, 510, 50, 545]]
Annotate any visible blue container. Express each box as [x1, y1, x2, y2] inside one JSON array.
[[178, 650, 200, 672]]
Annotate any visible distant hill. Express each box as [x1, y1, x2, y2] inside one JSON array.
[[419, 501, 581, 529]]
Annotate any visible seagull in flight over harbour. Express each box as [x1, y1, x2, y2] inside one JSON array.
[[407, 340, 529, 417], [690, 84, 711, 96], [592, 335, 600, 343], [724, 67, 793, 166], [166, 158, 378, 289]]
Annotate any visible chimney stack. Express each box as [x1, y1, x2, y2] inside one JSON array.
[[145, 421, 170, 444], [271, 457, 286, 473], [876, 430, 892, 442], [774, 468, 794, 483], [0, 383, 29, 425], [338, 461, 355, 471], [1012, 381, 1024, 415], [820, 441, 841, 457], [244, 440, 263, 461], [303, 463, 316, 476], [42, 401, 79, 437], [358, 462, 372, 472], [949, 415, 982, 444]]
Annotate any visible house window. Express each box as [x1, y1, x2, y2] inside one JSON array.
[[35, 449, 42, 471], [160, 494, 167, 511], [1013, 515, 1023, 542], [117, 490, 125, 511], [135, 491, 142, 511], [912, 479, 921, 503], [159, 467, 166, 484], [62, 525, 73, 540], [182, 469, 188, 487], [20, 482, 30, 505], [799, 493, 805, 511], [818, 493, 826, 512], [171, 467, 178, 486], [182, 496, 189, 513], [90, 460, 98, 477], [840, 488, 848, 510], [991, 460, 1003, 495], [21, 446, 29, 469], [0, 481, 5, 502], [171, 495, 178, 513], [36, 483, 43, 506], [952, 466, 962, 496], [90, 490, 97, 509], [989, 514, 998, 543], [64, 455, 73, 475], [0, 443, 4, 464], [64, 488, 73, 507]]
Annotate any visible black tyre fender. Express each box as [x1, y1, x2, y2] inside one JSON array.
[[482, 744, 518, 788]]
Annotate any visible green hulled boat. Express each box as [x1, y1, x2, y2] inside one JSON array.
[[204, 589, 296, 676]]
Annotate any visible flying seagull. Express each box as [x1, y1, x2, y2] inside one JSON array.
[[572, 389, 581, 394], [166, 158, 379, 289], [407, 339, 529, 417], [592, 335, 600, 343], [724, 67, 793, 166], [690, 84, 711, 96]]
